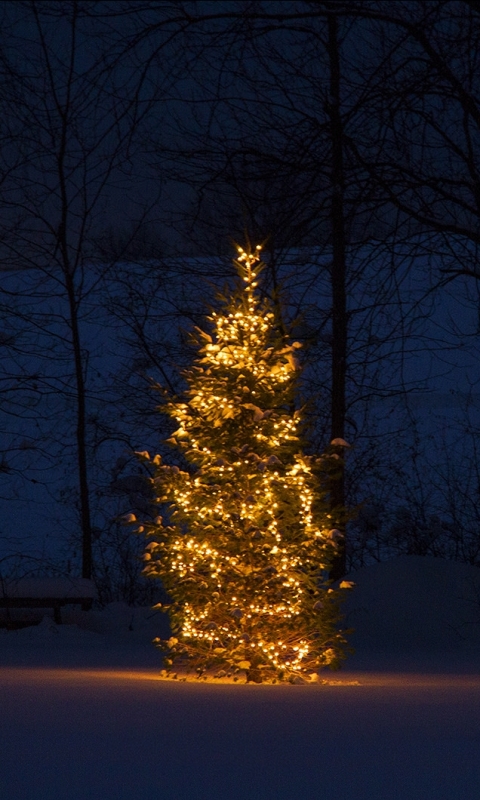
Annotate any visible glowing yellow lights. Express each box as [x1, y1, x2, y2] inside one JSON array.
[[140, 242, 348, 682]]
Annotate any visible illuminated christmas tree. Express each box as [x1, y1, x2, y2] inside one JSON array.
[[137, 244, 353, 683]]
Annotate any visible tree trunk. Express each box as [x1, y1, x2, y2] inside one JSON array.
[[327, 12, 347, 581], [59, 220, 93, 580], [66, 275, 93, 580]]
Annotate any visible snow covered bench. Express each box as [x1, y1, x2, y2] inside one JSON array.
[[0, 578, 97, 625]]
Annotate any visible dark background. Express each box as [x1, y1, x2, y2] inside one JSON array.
[[0, 1, 479, 600]]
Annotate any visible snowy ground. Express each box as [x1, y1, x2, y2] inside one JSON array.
[[1, 555, 480, 799]]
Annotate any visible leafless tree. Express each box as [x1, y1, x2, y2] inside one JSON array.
[[0, 0, 170, 579]]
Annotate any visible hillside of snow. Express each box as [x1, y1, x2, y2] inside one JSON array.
[[343, 555, 480, 671]]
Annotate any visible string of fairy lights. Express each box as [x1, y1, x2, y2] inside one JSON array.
[[145, 245, 338, 675]]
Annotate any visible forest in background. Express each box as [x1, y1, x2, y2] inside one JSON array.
[[1, 1, 480, 602]]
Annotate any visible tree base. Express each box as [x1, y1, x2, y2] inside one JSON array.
[[246, 667, 264, 684]]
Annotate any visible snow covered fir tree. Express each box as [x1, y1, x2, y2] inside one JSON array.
[[136, 244, 353, 683]]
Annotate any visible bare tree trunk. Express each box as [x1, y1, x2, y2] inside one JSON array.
[[64, 270, 93, 579], [52, 2, 93, 579], [327, 12, 347, 580], [0, 2, 164, 581]]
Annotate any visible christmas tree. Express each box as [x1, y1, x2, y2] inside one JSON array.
[[137, 244, 353, 683]]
